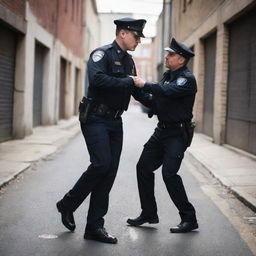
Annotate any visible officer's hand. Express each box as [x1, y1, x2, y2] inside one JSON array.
[[133, 76, 145, 88]]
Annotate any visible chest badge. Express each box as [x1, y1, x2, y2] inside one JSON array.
[[114, 61, 122, 66]]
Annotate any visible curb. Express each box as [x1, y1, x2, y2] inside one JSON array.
[[186, 150, 256, 213], [0, 163, 31, 189], [0, 120, 80, 190]]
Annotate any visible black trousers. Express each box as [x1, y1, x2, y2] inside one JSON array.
[[136, 126, 196, 222], [61, 114, 123, 230]]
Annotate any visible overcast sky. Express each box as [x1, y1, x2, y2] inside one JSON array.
[[96, 0, 163, 38]]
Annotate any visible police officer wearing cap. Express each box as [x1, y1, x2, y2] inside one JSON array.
[[127, 38, 198, 233], [56, 18, 152, 244]]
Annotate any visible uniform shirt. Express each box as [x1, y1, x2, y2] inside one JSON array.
[[142, 66, 197, 123], [87, 40, 152, 111]]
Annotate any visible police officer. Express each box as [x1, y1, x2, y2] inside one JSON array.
[[56, 18, 152, 244], [127, 38, 198, 233]]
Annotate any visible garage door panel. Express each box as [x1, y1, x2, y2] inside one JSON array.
[[203, 32, 216, 137], [226, 119, 249, 151], [0, 25, 16, 142], [227, 7, 256, 155], [249, 123, 256, 153]]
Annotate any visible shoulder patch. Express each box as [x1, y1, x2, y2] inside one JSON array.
[[92, 50, 105, 62], [176, 77, 187, 86]]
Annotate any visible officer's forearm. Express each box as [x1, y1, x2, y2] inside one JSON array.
[[92, 74, 134, 88]]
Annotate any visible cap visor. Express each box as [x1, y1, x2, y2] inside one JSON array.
[[140, 32, 145, 38], [131, 30, 145, 38], [164, 47, 176, 53]]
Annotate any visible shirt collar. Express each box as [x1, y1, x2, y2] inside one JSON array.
[[171, 66, 187, 77], [113, 40, 127, 59]]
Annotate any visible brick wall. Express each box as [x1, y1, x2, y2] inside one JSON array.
[[56, 0, 84, 58], [28, 0, 57, 34], [0, 0, 25, 18], [171, 0, 255, 147], [172, 0, 224, 41], [28, 0, 84, 58]]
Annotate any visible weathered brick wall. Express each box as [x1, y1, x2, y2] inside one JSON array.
[[28, 0, 84, 58], [171, 0, 255, 146], [172, 0, 224, 41], [0, 0, 85, 58], [56, 0, 84, 58], [28, 0, 57, 34], [0, 0, 26, 18]]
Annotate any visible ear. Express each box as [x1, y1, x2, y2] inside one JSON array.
[[120, 29, 127, 39], [178, 55, 186, 65]]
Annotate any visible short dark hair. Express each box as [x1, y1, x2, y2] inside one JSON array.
[[116, 27, 122, 36]]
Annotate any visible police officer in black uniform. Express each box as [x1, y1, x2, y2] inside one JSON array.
[[127, 38, 198, 233], [56, 18, 152, 244]]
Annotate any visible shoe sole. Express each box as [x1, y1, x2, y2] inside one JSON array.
[[170, 224, 199, 233], [84, 233, 117, 244], [127, 219, 159, 226]]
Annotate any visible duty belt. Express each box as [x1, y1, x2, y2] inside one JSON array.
[[157, 121, 184, 129], [91, 103, 124, 119]]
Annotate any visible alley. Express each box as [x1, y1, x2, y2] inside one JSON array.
[[0, 106, 254, 256]]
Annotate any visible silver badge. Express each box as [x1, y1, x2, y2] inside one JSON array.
[[176, 77, 187, 86], [92, 50, 105, 62]]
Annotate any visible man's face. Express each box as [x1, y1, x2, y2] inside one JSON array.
[[122, 30, 141, 51], [165, 52, 185, 71]]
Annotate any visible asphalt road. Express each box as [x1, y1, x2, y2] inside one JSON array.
[[0, 106, 254, 256]]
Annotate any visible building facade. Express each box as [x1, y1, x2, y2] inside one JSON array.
[[170, 0, 256, 156], [0, 0, 87, 142], [154, 0, 172, 81]]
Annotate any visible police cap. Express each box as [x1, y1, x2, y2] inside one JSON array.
[[114, 17, 146, 38], [165, 38, 194, 59]]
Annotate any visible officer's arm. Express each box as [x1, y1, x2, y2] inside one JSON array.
[[142, 78, 197, 98], [132, 87, 153, 108], [88, 51, 133, 89]]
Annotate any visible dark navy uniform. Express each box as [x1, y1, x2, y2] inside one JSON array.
[[87, 40, 151, 110], [134, 38, 198, 226], [59, 21, 151, 232]]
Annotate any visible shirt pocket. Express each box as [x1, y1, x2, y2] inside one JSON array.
[[112, 65, 125, 77]]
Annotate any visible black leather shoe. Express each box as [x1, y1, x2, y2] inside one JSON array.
[[127, 215, 159, 226], [56, 201, 76, 231], [84, 228, 118, 244], [170, 221, 198, 233]]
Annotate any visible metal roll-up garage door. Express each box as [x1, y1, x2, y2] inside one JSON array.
[[0, 25, 16, 142], [33, 42, 45, 127], [203, 32, 216, 137], [59, 57, 67, 119], [227, 7, 256, 155]]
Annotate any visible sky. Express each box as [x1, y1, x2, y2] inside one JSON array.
[[96, 0, 163, 38]]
